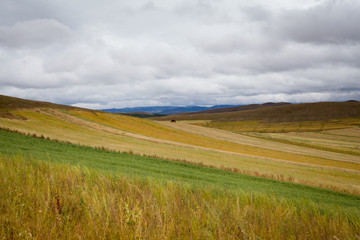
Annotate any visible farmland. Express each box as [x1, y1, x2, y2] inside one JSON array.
[[197, 118, 360, 133], [1, 131, 360, 239], [1, 95, 360, 239]]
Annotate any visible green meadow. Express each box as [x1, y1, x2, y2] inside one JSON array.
[[1, 130, 360, 239], [1, 96, 360, 239], [1, 129, 359, 212]]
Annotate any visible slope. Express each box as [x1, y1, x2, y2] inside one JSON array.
[[155, 101, 360, 122], [1, 129, 359, 211], [1, 95, 359, 194]]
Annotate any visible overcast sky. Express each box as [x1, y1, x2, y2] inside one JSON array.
[[0, 0, 359, 109]]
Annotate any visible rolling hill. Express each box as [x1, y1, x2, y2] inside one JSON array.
[[1, 94, 360, 239], [155, 101, 360, 122], [0, 94, 359, 194]]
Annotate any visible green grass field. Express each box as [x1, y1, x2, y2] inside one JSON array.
[[1, 107, 360, 195], [1, 129, 359, 212], [2, 155, 359, 239], [1, 96, 360, 239]]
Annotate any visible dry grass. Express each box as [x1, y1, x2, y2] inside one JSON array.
[[254, 128, 360, 158], [198, 118, 360, 133], [52, 110, 360, 171], [158, 120, 360, 163], [1, 154, 359, 240], [1, 108, 360, 195]]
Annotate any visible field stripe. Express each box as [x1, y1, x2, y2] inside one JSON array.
[[1, 129, 360, 211]]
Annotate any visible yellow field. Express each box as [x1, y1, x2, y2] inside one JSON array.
[[249, 128, 360, 157], [199, 118, 360, 133], [0, 107, 360, 195]]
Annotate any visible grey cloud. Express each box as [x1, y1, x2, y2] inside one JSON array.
[[274, 0, 360, 44], [0, 54, 77, 89], [196, 31, 284, 54], [0, 19, 74, 49], [0, 0, 359, 109], [0, 0, 55, 25], [174, 0, 215, 19], [43, 45, 89, 73], [242, 5, 271, 22]]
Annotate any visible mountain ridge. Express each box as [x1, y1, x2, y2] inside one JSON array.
[[154, 101, 360, 122], [101, 105, 238, 114]]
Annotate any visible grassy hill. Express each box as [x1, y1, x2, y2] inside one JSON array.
[[0, 95, 78, 111], [0, 94, 359, 194], [2, 153, 359, 239], [154, 101, 360, 135], [155, 101, 360, 122], [1, 95, 360, 239], [3, 129, 359, 207]]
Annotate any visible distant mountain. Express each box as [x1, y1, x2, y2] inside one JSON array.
[[101, 105, 238, 115], [122, 112, 168, 118], [154, 101, 360, 122], [187, 102, 291, 114]]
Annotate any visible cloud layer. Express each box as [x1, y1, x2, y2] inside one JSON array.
[[0, 0, 359, 108]]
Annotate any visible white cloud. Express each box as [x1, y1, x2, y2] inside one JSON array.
[[0, 0, 359, 109]]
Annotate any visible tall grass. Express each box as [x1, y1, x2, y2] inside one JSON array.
[[2, 128, 360, 209], [1, 154, 359, 240]]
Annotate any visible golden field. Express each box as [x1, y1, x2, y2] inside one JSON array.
[[1, 95, 360, 239], [0, 107, 360, 194], [0, 96, 359, 195]]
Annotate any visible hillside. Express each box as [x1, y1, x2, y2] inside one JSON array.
[[2, 153, 359, 239], [185, 102, 291, 115], [1, 94, 360, 239], [155, 101, 360, 122], [1, 94, 360, 195], [0, 95, 77, 110]]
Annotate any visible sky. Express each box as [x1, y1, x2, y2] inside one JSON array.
[[0, 0, 359, 109]]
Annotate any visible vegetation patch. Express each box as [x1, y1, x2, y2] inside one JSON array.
[[1, 129, 360, 212], [1, 154, 359, 239], [199, 118, 360, 133], [0, 110, 27, 120], [245, 132, 360, 157]]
